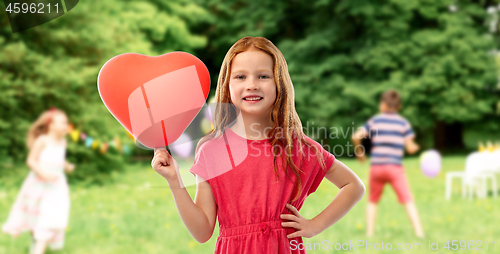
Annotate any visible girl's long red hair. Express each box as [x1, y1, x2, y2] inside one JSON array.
[[197, 36, 326, 201], [26, 108, 65, 149]]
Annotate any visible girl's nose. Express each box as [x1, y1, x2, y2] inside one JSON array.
[[245, 77, 259, 90]]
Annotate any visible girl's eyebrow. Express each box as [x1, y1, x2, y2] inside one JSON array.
[[257, 69, 273, 73], [231, 69, 273, 74]]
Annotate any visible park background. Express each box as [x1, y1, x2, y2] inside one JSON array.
[[1, 0, 499, 253]]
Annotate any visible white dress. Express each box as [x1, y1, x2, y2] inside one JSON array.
[[2, 136, 70, 250]]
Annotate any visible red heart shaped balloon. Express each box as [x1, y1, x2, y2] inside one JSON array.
[[98, 52, 210, 149]]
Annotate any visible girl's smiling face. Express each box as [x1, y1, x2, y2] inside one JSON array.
[[229, 48, 277, 117], [49, 113, 69, 137]]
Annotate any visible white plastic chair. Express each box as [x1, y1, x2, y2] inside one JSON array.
[[445, 152, 498, 199], [491, 150, 500, 173]]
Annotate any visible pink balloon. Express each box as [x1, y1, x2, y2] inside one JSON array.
[[420, 150, 441, 178], [170, 133, 193, 159]]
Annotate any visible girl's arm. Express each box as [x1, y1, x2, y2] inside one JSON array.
[[352, 129, 368, 163], [152, 149, 217, 243], [26, 136, 57, 181], [282, 159, 365, 238], [64, 160, 75, 173]]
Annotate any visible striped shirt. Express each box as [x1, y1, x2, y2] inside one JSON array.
[[362, 112, 415, 165]]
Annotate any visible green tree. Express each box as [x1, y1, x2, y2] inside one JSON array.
[[191, 0, 288, 90], [195, 0, 499, 153], [0, 0, 209, 182], [277, 0, 500, 151]]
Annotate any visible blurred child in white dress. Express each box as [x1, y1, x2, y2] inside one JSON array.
[[2, 107, 75, 254]]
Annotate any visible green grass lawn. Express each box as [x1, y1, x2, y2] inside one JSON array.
[[1, 156, 499, 253]]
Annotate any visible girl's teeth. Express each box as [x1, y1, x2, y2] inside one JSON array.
[[246, 97, 262, 101]]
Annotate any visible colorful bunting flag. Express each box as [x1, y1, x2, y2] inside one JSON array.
[[67, 123, 132, 155], [123, 145, 130, 155], [85, 137, 94, 148], [100, 143, 109, 154], [70, 129, 80, 142], [91, 140, 99, 150], [114, 137, 121, 150], [200, 118, 213, 134]]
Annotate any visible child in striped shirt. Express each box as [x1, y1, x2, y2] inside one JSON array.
[[352, 89, 424, 238]]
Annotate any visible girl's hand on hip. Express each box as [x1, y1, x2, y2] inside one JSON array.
[[152, 148, 179, 182], [281, 203, 320, 239]]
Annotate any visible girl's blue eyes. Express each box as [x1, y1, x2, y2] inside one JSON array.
[[235, 75, 270, 80]]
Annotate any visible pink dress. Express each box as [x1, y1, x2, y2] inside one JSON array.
[[190, 127, 335, 254], [2, 136, 70, 250]]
